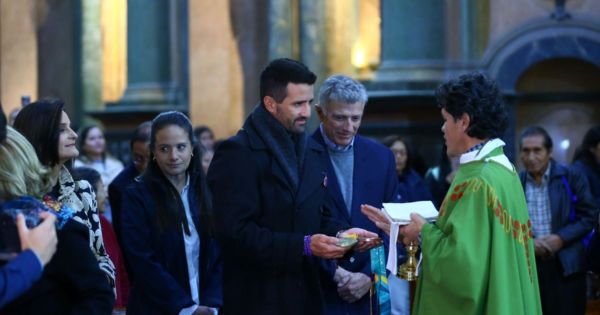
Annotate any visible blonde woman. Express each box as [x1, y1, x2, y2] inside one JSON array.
[[0, 126, 113, 314]]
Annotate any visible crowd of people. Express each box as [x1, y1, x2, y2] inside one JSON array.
[[0, 58, 599, 315]]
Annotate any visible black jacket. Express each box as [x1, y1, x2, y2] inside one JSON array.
[[207, 119, 346, 315], [519, 161, 599, 276]]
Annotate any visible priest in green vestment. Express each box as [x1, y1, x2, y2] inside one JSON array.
[[362, 72, 542, 315]]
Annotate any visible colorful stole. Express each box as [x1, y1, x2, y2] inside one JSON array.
[[370, 245, 391, 315]]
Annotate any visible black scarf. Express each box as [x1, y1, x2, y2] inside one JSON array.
[[248, 103, 307, 190]]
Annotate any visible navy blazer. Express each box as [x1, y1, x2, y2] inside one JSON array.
[[313, 131, 401, 315], [519, 161, 599, 276], [121, 173, 222, 315], [207, 120, 347, 315]]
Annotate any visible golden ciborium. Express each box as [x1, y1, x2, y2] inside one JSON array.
[[398, 240, 419, 281]]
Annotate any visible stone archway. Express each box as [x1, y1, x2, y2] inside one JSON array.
[[482, 19, 600, 160]]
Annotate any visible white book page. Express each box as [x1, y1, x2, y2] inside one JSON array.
[[382, 201, 438, 224]]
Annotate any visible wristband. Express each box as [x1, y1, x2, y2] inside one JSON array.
[[304, 235, 313, 256]]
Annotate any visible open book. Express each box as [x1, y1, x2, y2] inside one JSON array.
[[382, 201, 439, 225], [383, 201, 439, 275]]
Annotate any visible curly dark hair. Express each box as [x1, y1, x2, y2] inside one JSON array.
[[436, 72, 508, 139]]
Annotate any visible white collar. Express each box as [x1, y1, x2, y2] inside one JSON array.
[[459, 138, 515, 172]]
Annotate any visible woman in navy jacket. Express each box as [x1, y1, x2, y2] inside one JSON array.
[[121, 111, 222, 315]]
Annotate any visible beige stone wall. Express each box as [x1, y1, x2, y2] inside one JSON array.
[[101, 0, 127, 103], [188, 0, 243, 139], [0, 0, 39, 115], [489, 0, 600, 47], [324, 0, 380, 79]]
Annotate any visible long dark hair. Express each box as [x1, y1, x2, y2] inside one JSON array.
[[381, 135, 414, 173], [77, 125, 106, 162], [143, 111, 213, 236], [573, 125, 600, 169], [13, 98, 64, 167]]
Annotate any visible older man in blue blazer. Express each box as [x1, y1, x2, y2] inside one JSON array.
[[312, 75, 408, 315]]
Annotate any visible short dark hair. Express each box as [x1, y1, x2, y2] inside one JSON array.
[[13, 98, 65, 167], [573, 125, 600, 164], [519, 126, 553, 150], [259, 58, 317, 103], [130, 121, 151, 149], [436, 72, 508, 139]]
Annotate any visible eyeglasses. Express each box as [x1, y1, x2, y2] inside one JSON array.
[[132, 154, 150, 164]]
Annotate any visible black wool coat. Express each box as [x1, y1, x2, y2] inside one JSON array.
[[207, 120, 346, 315]]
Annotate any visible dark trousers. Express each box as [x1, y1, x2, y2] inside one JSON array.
[[537, 258, 586, 315]]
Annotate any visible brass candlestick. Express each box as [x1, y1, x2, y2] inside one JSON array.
[[398, 241, 419, 281]]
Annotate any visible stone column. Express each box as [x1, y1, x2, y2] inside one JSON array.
[[268, 0, 298, 60], [81, 0, 102, 117], [188, 0, 243, 138], [376, 0, 445, 82], [116, 0, 185, 108], [0, 0, 38, 115], [299, 0, 326, 129]]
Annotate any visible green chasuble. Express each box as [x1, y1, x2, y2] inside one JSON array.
[[413, 139, 542, 315]]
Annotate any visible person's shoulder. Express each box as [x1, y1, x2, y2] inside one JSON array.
[[353, 135, 391, 158], [217, 130, 252, 151], [572, 159, 586, 170], [73, 177, 94, 194], [73, 158, 87, 168], [355, 135, 388, 152], [105, 155, 124, 169], [125, 176, 148, 194], [59, 218, 91, 239], [110, 164, 137, 187], [406, 169, 425, 182]]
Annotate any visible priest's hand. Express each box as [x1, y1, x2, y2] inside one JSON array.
[[399, 213, 427, 245], [340, 228, 381, 252], [310, 234, 348, 259], [334, 267, 371, 303], [360, 204, 391, 236]]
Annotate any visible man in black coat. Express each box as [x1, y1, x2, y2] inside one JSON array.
[[207, 58, 377, 315]]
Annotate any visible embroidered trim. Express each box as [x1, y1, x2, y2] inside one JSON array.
[[442, 178, 535, 282]]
